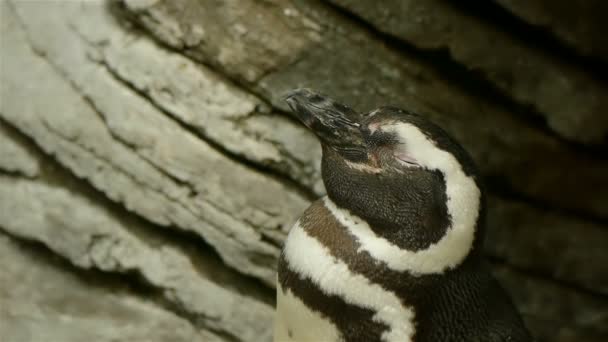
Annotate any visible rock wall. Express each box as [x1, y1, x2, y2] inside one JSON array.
[[1, 1, 606, 341]]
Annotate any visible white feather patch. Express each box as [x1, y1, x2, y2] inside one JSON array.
[[325, 122, 480, 275], [283, 222, 416, 342], [275, 282, 342, 342]]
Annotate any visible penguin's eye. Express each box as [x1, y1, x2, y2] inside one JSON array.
[[336, 146, 368, 162]]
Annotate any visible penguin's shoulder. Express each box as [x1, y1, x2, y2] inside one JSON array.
[[295, 199, 380, 272]]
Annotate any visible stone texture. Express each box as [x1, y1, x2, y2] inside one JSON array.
[[0, 168, 273, 341], [84, 11, 323, 193], [327, 0, 608, 145], [120, 0, 322, 83], [0, 233, 221, 342], [1, 0, 310, 285], [9, 0, 323, 193], [494, 0, 608, 63]]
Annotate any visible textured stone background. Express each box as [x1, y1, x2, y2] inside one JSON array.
[[1, 1, 607, 341]]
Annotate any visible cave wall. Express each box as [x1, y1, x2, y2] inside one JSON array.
[[1, 1, 607, 341]]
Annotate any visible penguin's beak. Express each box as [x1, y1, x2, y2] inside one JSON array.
[[284, 88, 367, 160]]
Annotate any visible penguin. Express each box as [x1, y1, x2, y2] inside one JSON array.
[[274, 88, 533, 342]]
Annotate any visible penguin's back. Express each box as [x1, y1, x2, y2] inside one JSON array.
[[274, 283, 343, 341]]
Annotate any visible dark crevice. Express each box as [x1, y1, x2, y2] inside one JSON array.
[[484, 174, 608, 227], [319, 0, 608, 154], [259, 231, 285, 250], [159, 225, 276, 306], [0, 116, 38, 178], [452, 0, 608, 81], [0, 116, 43, 174], [0, 169, 31, 178], [488, 255, 608, 301]]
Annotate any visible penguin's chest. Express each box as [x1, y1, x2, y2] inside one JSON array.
[[274, 283, 343, 342], [275, 231, 403, 342], [275, 200, 416, 342]]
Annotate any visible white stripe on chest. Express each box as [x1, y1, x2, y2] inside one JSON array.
[[279, 222, 416, 342], [275, 283, 342, 342]]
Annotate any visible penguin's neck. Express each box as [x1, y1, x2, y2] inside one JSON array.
[[323, 171, 482, 274], [323, 195, 479, 275], [328, 191, 451, 252], [322, 161, 452, 251]]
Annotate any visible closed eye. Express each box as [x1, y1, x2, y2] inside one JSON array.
[[395, 152, 420, 167]]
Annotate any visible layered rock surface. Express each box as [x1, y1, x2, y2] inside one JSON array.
[[1, 1, 607, 341], [327, 0, 608, 145], [0, 234, 222, 342], [494, 0, 608, 63]]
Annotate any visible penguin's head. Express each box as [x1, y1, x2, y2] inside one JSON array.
[[286, 88, 484, 254]]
